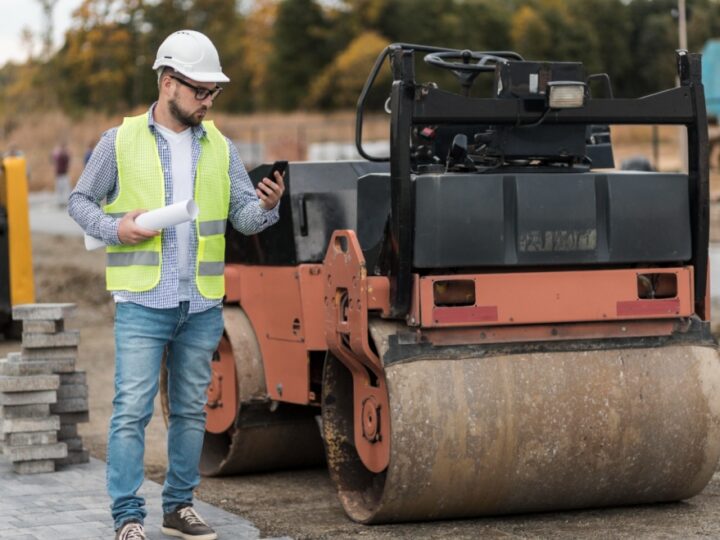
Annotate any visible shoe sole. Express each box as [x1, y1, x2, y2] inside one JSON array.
[[160, 526, 218, 540]]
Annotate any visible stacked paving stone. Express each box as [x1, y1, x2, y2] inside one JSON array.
[[0, 372, 65, 473], [55, 369, 90, 465], [0, 303, 90, 472]]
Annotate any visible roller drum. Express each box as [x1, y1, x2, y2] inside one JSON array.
[[323, 343, 720, 523], [199, 306, 325, 476], [201, 405, 324, 476]]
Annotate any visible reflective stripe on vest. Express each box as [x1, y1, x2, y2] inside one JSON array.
[[107, 251, 160, 267], [198, 261, 225, 276], [199, 219, 226, 236], [105, 114, 230, 298]]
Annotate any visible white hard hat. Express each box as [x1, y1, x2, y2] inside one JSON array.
[[152, 30, 229, 83]]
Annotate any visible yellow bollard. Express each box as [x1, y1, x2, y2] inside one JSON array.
[[1, 156, 35, 306]]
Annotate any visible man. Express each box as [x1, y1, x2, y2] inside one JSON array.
[[68, 30, 285, 540]]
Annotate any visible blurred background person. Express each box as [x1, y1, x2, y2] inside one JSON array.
[[51, 141, 70, 206]]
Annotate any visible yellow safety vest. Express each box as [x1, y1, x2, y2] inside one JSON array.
[[105, 114, 230, 299]]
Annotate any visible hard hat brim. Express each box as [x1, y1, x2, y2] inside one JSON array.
[[152, 60, 230, 83], [178, 70, 230, 83]]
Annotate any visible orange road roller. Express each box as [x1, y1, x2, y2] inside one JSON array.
[[194, 45, 720, 522]]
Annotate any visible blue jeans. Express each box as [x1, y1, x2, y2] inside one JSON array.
[[107, 301, 224, 529]]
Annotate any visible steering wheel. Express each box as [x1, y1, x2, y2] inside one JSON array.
[[425, 50, 509, 72], [424, 50, 516, 94]]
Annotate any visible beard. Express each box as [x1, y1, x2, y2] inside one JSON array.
[[168, 94, 207, 127]]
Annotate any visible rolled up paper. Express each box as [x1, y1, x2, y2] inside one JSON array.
[[84, 199, 200, 251]]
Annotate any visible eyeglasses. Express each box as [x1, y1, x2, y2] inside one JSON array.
[[170, 75, 223, 101]]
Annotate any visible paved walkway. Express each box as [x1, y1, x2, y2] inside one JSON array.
[[28, 192, 84, 238], [0, 457, 284, 540]]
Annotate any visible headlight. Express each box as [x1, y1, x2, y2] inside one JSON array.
[[547, 81, 586, 109]]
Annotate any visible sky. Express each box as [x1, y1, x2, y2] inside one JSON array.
[[0, 0, 83, 66]]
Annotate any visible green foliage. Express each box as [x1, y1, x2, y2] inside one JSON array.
[[688, 0, 720, 51], [266, 0, 333, 110], [624, 0, 678, 97], [55, 22, 134, 112], [568, 0, 631, 96], [306, 31, 390, 109], [1, 0, 718, 115]]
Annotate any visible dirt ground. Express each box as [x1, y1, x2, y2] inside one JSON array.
[[0, 230, 719, 539]]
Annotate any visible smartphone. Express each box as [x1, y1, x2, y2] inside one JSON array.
[[266, 160, 288, 182]]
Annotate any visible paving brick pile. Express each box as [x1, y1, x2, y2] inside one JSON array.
[[54, 369, 90, 466], [0, 303, 90, 473], [0, 372, 65, 473]]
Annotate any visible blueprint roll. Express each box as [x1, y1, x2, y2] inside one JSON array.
[[84, 199, 199, 251]]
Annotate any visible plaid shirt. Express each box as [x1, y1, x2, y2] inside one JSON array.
[[68, 104, 279, 313]]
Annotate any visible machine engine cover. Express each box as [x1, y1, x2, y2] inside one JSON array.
[[356, 171, 691, 269]]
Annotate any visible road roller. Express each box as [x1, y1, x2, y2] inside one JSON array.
[[201, 44, 720, 522]]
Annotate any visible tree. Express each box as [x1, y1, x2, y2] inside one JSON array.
[[686, 0, 720, 53], [56, 22, 133, 112], [450, 1, 514, 52], [334, 0, 388, 36], [51, 0, 250, 112], [306, 30, 390, 109], [36, 0, 61, 61], [375, 0, 459, 47], [511, 5, 552, 59], [568, 0, 631, 95], [625, 0, 677, 96], [266, 0, 333, 110], [4, 0, 720, 115], [238, 0, 278, 111]]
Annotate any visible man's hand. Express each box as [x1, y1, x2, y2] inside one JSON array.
[[118, 210, 160, 244], [257, 170, 285, 210]]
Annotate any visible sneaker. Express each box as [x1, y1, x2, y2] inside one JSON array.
[[115, 520, 146, 540], [161, 504, 218, 540]]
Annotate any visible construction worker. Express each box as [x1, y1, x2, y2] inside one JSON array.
[[68, 30, 285, 540]]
